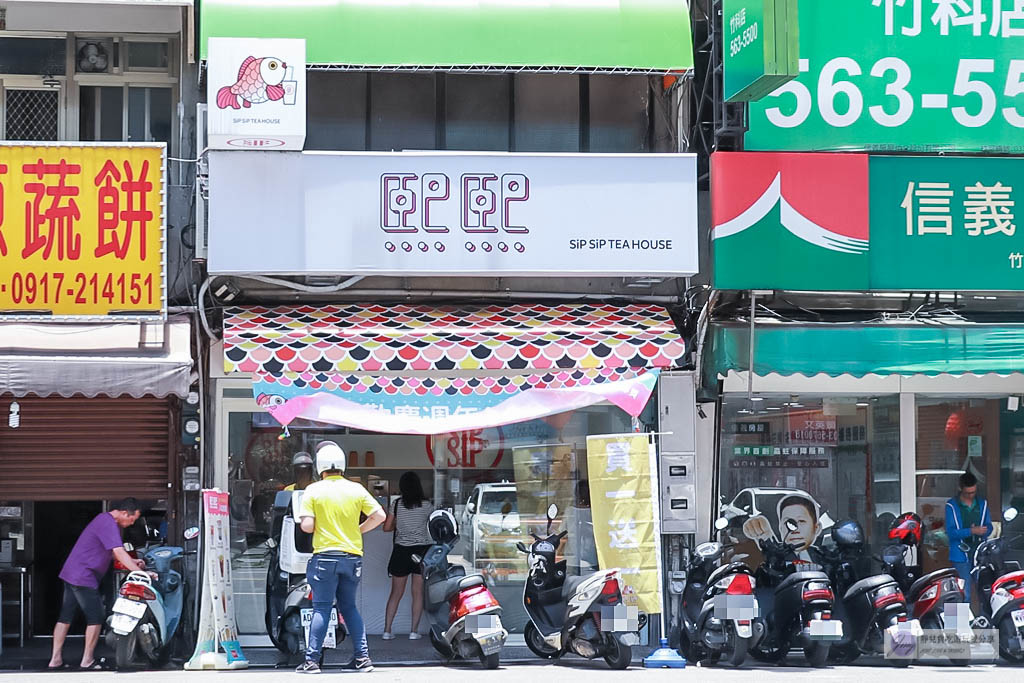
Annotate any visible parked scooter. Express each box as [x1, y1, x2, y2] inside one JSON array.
[[518, 504, 638, 669], [972, 507, 1024, 663], [414, 509, 507, 668], [678, 531, 757, 667], [882, 512, 971, 664], [107, 527, 200, 669], [810, 518, 920, 667], [265, 490, 346, 662], [747, 523, 840, 667]]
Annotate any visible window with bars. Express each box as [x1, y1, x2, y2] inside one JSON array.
[[5, 89, 59, 141]]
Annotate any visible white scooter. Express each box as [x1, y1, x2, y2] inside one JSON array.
[[517, 505, 640, 669]]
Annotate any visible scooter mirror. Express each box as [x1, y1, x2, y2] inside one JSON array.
[[501, 502, 513, 516], [1005, 507, 1019, 522], [547, 504, 558, 520], [785, 519, 799, 532], [714, 517, 729, 531], [265, 537, 278, 549], [183, 527, 200, 541], [516, 542, 528, 553]]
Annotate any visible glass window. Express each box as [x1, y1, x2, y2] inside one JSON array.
[[126, 87, 172, 145], [513, 74, 580, 152], [588, 75, 649, 152], [445, 74, 510, 151], [80, 86, 124, 142], [124, 42, 169, 71], [369, 73, 436, 151], [305, 72, 367, 151], [0, 38, 66, 75], [718, 394, 901, 567]]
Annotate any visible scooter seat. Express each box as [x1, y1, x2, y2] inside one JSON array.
[[843, 574, 897, 602], [561, 575, 588, 600], [907, 568, 959, 603], [776, 571, 829, 593], [444, 574, 486, 601]]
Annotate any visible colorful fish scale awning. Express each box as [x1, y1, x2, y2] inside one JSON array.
[[224, 304, 685, 434], [223, 303, 685, 377]]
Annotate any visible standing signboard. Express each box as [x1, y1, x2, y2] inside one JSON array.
[[746, 0, 1024, 152], [185, 490, 248, 670], [586, 433, 661, 616], [206, 38, 306, 150], [723, 0, 800, 102], [0, 143, 165, 319]]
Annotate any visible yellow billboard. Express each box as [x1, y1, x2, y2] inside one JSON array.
[[587, 434, 662, 615], [0, 143, 165, 318]]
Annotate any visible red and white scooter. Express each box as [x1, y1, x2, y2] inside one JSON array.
[[972, 507, 1024, 663]]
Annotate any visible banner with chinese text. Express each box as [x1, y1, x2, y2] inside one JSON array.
[[0, 143, 164, 318], [586, 434, 662, 615], [714, 152, 1024, 291]]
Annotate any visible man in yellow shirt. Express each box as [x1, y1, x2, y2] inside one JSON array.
[[296, 441, 385, 674]]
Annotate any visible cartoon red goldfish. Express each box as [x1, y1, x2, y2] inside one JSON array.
[[216, 56, 287, 110]]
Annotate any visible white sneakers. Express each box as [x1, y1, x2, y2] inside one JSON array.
[[381, 632, 395, 641], [409, 632, 422, 640]]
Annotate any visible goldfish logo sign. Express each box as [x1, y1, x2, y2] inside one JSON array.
[[207, 38, 306, 151], [711, 152, 870, 291]]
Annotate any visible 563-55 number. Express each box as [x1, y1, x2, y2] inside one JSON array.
[[762, 57, 1024, 129], [5, 271, 156, 307]]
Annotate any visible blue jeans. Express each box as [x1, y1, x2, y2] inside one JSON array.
[[952, 561, 973, 603], [305, 553, 367, 662]]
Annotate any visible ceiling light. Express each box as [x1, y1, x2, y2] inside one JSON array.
[[750, 397, 764, 402], [856, 402, 870, 407], [766, 407, 781, 411]]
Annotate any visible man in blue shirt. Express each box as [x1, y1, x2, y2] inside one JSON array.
[[945, 472, 992, 602]]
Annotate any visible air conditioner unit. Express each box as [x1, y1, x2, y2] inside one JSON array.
[[195, 103, 209, 259], [76, 40, 114, 74]]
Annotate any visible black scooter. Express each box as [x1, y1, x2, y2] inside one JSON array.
[[809, 519, 919, 667], [265, 490, 346, 663], [678, 536, 757, 667], [748, 521, 840, 667]]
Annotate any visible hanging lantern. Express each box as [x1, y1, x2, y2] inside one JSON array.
[[945, 410, 966, 448]]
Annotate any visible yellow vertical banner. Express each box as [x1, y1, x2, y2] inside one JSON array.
[[587, 434, 662, 615]]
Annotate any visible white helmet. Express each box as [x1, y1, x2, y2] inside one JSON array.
[[315, 441, 346, 476]]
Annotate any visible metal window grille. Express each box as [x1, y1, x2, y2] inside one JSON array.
[[5, 89, 58, 141]]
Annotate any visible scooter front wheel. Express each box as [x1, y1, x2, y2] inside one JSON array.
[[524, 622, 560, 659]]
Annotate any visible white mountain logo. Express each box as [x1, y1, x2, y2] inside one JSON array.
[[712, 172, 869, 255]]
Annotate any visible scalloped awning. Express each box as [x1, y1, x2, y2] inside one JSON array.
[[708, 323, 1024, 382], [223, 303, 686, 434]]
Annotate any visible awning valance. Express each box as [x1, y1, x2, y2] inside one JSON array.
[[224, 304, 685, 434], [199, 0, 693, 73], [0, 317, 192, 398], [708, 323, 1024, 383]]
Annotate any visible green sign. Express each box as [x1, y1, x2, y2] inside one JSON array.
[[746, 0, 1024, 152], [200, 0, 693, 71], [713, 152, 1024, 291], [871, 156, 1023, 290], [724, 0, 800, 102]]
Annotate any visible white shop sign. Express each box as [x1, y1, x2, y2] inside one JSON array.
[[206, 37, 306, 150], [207, 151, 698, 276]]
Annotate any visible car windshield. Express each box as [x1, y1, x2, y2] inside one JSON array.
[[479, 492, 518, 515]]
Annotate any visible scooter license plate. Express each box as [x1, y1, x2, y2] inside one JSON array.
[[113, 597, 148, 619], [110, 613, 140, 634], [475, 629, 504, 656], [1012, 609, 1024, 628], [808, 619, 843, 641], [300, 608, 339, 649]]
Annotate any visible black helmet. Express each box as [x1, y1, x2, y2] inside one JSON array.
[[831, 519, 865, 549], [427, 510, 457, 544]]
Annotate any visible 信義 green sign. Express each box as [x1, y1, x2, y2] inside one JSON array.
[[746, 0, 1024, 152], [723, 0, 800, 102]]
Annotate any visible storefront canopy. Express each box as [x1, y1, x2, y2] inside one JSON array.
[[224, 303, 686, 434], [199, 0, 693, 72], [708, 323, 1024, 382], [0, 317, 192, 398]]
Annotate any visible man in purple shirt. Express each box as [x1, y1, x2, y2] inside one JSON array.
[[48, 498, 146, 670]]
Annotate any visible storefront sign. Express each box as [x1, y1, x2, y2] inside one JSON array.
[[723, 0, 800, 102], [208, 151, 698, 276], [586, 434, 662, 615], [186, 490, 248, 670], [0, 143, 165, 319], [714, 152, 1024, 291], [746, 0, 1024, 152], [206, 38, 306, 151], [426, 429, 505, 469]]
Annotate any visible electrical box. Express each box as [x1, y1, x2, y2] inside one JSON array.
[[658, 373, 699, 534]]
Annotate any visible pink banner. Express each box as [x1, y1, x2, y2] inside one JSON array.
[[265, 371, 659, 435]]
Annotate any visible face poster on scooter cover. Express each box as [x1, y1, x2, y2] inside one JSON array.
[[586, 434, 662, 615], [186, 490, 249, 669]]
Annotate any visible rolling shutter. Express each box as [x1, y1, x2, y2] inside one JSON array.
[[0, 397, 174, 501]]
